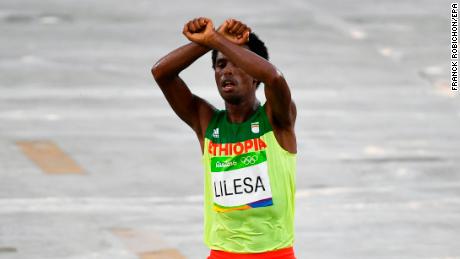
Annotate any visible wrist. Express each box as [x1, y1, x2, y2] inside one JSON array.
[[191, 42, 211, 52], [205, 30, 221, 48]]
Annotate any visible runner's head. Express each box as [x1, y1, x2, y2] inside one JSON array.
[[212, 33, 269, 105]]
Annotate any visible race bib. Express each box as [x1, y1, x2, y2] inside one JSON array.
[[211, 150, 273, 212]]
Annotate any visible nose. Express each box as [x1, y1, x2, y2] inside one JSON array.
[[222, 62, 235, 76]]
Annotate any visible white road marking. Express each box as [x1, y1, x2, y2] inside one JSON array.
[[350, 29, 366, 40], [1, 185, 459, 213], [40, 16, 60, 25], [364, 145, 386, 156]]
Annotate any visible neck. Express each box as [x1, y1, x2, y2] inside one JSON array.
[[225, 98, 260, 123]]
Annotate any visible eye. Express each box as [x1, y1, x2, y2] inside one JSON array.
[[216, 60, 226, 69]]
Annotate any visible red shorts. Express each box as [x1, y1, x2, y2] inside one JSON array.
[[207, 247, 296, 259]]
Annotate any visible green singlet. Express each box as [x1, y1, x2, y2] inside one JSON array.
[[202, 103, 296, 253]]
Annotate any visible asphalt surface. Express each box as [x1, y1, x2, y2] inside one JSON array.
[[0, 0, 459, 258]]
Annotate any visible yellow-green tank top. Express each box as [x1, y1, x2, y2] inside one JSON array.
[[202, 103, 296, 253]]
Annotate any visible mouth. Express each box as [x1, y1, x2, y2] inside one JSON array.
[[221, 78, 237, 92]]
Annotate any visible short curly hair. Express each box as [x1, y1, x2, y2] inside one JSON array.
[[211, 32, 269, 70]]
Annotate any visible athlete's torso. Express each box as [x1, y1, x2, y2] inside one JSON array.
[[202, 103, 296, 253]]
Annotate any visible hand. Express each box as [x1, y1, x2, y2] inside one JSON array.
[[182, 17, 215, 46], [217, 19, 251, 45]]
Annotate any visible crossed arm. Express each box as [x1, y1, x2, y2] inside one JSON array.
[[151, 17, 296, 152], [204, 24, 296, 129]]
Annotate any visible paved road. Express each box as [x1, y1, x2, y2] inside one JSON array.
[[0, 0, 458, 258]]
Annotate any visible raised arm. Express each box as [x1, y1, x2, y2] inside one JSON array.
[[210, 20, 296, 129], [151, 18, 216, 147], [182, 18, 296, 153]]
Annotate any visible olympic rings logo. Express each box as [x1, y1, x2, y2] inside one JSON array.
[[240, 155, 258, 165]]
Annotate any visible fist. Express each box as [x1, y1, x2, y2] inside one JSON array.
[[182, 17, 215, 45], [217, 19, 251, 45]]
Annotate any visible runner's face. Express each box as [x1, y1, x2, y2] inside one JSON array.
[[214, 51, 256, 105]]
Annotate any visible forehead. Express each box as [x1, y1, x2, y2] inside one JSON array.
[[215, 45, 250, 61]]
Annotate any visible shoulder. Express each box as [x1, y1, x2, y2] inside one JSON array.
[[262, 102, 297, 153], [263, 101, 296, 129]]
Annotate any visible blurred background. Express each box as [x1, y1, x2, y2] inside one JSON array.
[[0, 0, 458, 258]]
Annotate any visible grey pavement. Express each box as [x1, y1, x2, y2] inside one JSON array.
[[0, 0, 459, 258]]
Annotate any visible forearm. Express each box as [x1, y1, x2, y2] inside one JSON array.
[[152, 42, 210, 81], [207, 32, 280, 84]]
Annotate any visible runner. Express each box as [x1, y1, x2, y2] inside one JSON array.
[[151, 17, 297, 259]]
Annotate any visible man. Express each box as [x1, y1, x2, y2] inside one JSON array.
[[151, 17, 297, 259]]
